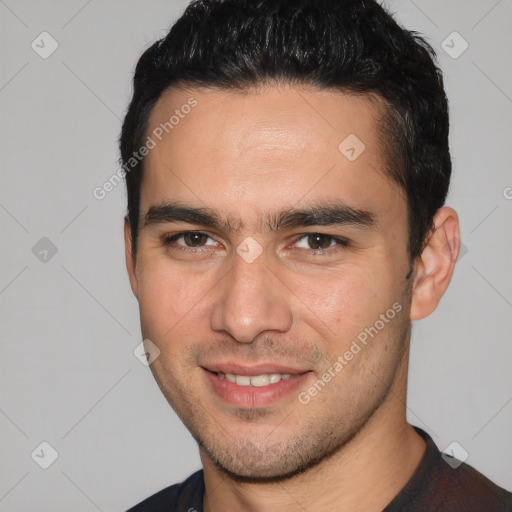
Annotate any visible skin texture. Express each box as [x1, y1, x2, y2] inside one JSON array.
[[124, 85, 460, 511]]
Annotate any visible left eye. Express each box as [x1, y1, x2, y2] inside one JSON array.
[[164, 232, 217, 247], [294, 233, 348, 250]]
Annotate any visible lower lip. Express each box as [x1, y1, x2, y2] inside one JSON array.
[[203, 369, 312, 408]]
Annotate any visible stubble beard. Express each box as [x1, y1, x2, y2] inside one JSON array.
[[187, 325, 411, 483]]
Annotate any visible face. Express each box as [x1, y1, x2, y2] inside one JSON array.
[[126, 85, 414, 480]]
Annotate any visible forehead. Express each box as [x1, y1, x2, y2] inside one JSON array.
[[141, 84, 403, 224]]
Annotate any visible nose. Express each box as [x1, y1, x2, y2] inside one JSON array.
[[209, 249, 293, 343]]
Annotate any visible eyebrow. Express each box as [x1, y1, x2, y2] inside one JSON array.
[[142, 201, 375, 232], [143, 203, 233, 231], [271, 203, 375, 231]]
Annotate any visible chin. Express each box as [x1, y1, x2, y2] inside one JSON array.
[[207, 449, 317, 483], [198, 432, 343, 484]]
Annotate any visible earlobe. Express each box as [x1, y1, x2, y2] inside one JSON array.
[[124, 217, 139, 299], [410, 207, 460, 321]]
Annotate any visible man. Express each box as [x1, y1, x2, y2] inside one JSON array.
[[120, 0, 512, 510]]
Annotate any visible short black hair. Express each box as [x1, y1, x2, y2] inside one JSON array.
[[120, 0, 451, 260]]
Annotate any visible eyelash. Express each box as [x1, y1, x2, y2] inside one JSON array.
[[161, 231, 349, 255], [162, 232, 218, 253]]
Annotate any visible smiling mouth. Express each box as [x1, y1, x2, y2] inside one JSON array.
[[202, 366, 313, 408]]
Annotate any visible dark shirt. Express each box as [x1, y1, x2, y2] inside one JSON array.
[[127, 427, 512, 511]]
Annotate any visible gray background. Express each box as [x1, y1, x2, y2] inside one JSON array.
[[0, 0, 511, 510]]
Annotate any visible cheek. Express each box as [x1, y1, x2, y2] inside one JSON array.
[[292, 268, 377, 334], [292, 263, 404, 358], [136, 259, 205, 339]]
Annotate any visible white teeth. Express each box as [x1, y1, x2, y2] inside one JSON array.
[[219, 372, 293, 386], [235, 375, 251, 386], [250, 374, 269, 387]]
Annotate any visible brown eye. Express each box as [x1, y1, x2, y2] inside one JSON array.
[[162, 231, 217, 249], [182, 232, 209, 247], [293, 233, 349, 254], [306, 234, 335, 250]]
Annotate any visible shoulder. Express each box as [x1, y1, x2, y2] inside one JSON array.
[[386, 427, 512, 512], [126, 470, 204, 512], [435, 456, 512, 511]]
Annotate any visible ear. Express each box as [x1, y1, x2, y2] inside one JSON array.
[[410, 207, 460, 321], [124, 216, 139, 299]]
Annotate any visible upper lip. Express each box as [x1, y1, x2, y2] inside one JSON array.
[[202, 362, 311, 376]]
